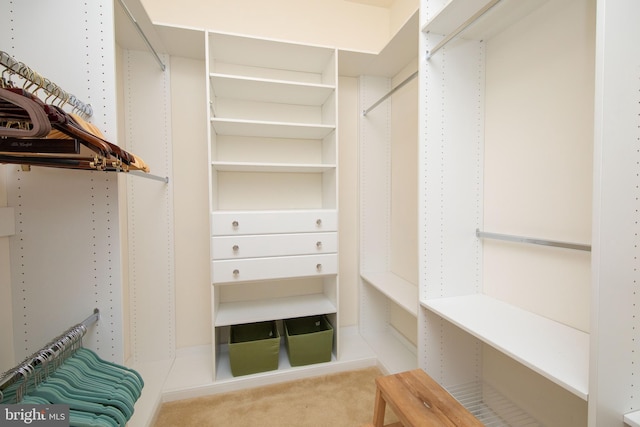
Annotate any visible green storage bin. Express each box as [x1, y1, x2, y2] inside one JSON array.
[[229, 321, 280, 376], [284, 315, 334, 367]]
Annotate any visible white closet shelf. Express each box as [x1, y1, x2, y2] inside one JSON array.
[[421, 294, 589, 400], [625, 411, 640, 427], [421, 0, 548, 40], [215, 293, 337, 327], [209, 33, 335, 76], [210, 73, 334, 106], [211, 118, 335, 139], [212, 161, 336, 173], [361, 271, 418, 316]]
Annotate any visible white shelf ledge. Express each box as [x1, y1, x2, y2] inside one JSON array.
[[361, 271, 418, 316], [422, 0, 549, 41], [210, 73, 334, 106], [212, 161, 336, 173], [421, 294, 589, 400], [625, 410, 640, 427], [215, 293, 337, 327], [211, 117, 335, 139]]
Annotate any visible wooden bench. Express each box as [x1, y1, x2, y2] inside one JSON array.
[[367, 369, 484, 427]]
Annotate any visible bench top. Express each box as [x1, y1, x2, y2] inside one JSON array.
[[375, 369, 484, 427]]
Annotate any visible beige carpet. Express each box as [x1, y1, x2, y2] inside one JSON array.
[[152, 366, 399, 427]]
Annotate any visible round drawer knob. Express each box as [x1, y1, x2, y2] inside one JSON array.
[[233, 269, 239, 276], [316, 263, 322, 271], [316, 241, 322, 249], [232, 245, 239, 252], [316, 219, 322, 226], [232, 220, 239, 228]]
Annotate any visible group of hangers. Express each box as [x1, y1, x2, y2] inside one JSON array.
[[0, 323, 144, 427], [0, 51, 149, 174]]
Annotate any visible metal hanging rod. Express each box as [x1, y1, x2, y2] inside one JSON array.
[[0, 50, 93, 117], [476, 229, 591, 252], [81, 308, 101, 328], [0, 308, 100, 393], [128, 170, 169, 183], [116, 0, 166, 72], [426, 0, 503, 59], [362, 71, 418, 116]]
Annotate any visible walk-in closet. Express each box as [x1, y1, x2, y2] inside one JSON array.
[[1, 0, 639, 426]]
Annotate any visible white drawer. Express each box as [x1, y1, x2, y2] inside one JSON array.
[[212, 254, 337, 283], [212, 232, 337, 260], [211, 210, 337, 236]]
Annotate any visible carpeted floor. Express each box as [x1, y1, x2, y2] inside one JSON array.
[[152, 366, 399, 427]]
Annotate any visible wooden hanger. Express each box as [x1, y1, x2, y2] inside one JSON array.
[[0, 87, 51, 138]]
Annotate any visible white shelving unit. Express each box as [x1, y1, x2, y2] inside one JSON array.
[[419, 0, 640, 425], [206, 31, 339, 381], [354, 11, 419, 375]]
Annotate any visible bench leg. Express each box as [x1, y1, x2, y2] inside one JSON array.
[[372, 387, 386, 427]]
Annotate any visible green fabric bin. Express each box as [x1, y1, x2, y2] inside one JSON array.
[[229, 321, 280, 376], [284, 315, 334, 366]]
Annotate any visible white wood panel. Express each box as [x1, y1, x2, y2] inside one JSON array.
[[212, 232, 337, 260], [210, 74, 334, 106], [209, 32, 335, 81], [211, 210, 337, 235], [422, 0, 548, 40], [215, 293, 337, 326], [211, 118, 335, 139], [212, 162, 336, 173], [212, 254, 337, 283], [361, 272, 418, 316], [3, 0, 123, 363], [590, 0, 640, 424], [121, 48, 175, 364]]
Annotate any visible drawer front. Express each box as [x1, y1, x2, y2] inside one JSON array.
[[211, 210, 337, 236], [212, 232, 337, 260], [212, 254, 337, 283]]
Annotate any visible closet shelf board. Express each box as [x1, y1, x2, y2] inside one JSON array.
[[210, 73, 334, 106], [212, 161, 336, 173], [209, 33, 335, 75], [214, 293, 337, 326], [211, 118, 335, 139], [625, 411, 640, 427], [421, 0, 548, 40], [361, 271, 418, 316], [421, 294, 589, 399], [214, 340, 338, 382]]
